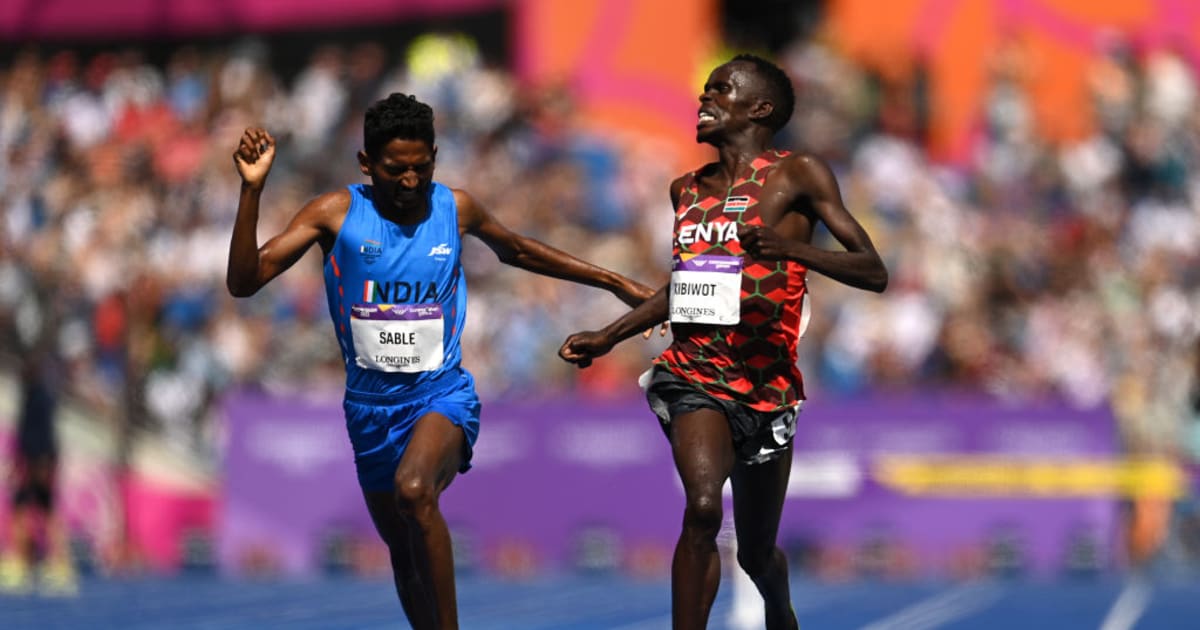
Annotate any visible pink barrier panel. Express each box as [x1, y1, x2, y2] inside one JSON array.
[[1, 0, 503, 39], [1, 426, 214, 573]]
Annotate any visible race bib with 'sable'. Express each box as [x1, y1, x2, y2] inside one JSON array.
[[669, 255, 742, 325], [350, 303, 444, 373]]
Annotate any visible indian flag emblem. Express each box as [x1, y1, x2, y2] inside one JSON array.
[[363, 280, 377, 302]]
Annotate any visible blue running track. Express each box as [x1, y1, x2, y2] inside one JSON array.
[[3, 574, 1199, 629]]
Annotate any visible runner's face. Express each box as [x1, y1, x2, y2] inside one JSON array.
[[359, 138, 436, 212], [696, 62, 758, 143]]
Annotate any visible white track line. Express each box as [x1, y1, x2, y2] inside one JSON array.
[[1099, 578, 1152, 630], [858, 583, 1005, 630]]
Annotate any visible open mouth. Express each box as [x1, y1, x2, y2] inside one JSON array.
[[393, 189, 422, 206], [697, 111, 717, 129]]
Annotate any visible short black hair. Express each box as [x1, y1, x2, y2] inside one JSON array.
[[363, 93, 435, 158], [730, 53, 795, 132]]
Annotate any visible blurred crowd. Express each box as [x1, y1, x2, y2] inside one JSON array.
[[0, 29, 1198, 467]]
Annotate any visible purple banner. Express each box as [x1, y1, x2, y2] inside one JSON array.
[[780, 394, 1118, 576], [218, 390, 372, 576], [219, 389, 1119, 577]]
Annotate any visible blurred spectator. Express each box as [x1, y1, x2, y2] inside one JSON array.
[[0, 25, 1197, 508], [0, 265, 77, 596]]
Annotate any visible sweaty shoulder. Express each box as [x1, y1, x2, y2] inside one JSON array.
[[450, 187, 483, 233], [307, 188, 353, 225], [300, 188, 353, 247], [773, 152, 837, 192]]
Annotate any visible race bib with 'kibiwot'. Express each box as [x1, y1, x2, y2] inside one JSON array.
[[669, 255, 742, 325]]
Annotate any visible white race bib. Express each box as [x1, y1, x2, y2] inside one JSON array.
[[669, 255, 742, 325], [350, 303, 444, 373]]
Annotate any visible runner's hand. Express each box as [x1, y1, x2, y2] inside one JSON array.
[[738, 224, 794, 260], [642, 321, 669, 339], [233, 127, 276, 188], [558, 331, 614, 369]]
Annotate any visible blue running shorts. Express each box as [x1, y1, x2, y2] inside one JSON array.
[[342, 368, 482, 492]]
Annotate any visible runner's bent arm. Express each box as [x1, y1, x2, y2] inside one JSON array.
[[558, 175, 686, 365], [740, 154, 888, 293], [558, 283, 670, 366], [227, 128, 344, 297], [454, 188, 655, 307]]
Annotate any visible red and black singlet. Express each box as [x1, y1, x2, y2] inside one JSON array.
[[653, 149, 809, 412]]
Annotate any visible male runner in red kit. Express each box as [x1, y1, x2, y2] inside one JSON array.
[[559, 54, 888, 630]]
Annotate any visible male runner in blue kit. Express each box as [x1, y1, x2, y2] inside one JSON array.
[[227, 93, 654, 629]]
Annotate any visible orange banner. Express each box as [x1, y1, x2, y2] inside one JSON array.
[[515, 0, 717, 170], [828, 0, 1200, 162]]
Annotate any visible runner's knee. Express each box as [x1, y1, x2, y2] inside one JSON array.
[[736, 546, 773, 578], [682, 492, 724, 537], [739, 545, 787, 580], [394, 474, 438, 516]]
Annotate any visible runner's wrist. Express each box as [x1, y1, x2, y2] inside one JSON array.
[[598, 324, 626, 346], [608, 316, 648, 343]]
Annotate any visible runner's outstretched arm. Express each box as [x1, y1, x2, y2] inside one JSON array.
[[454, 188, 657, 307]]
